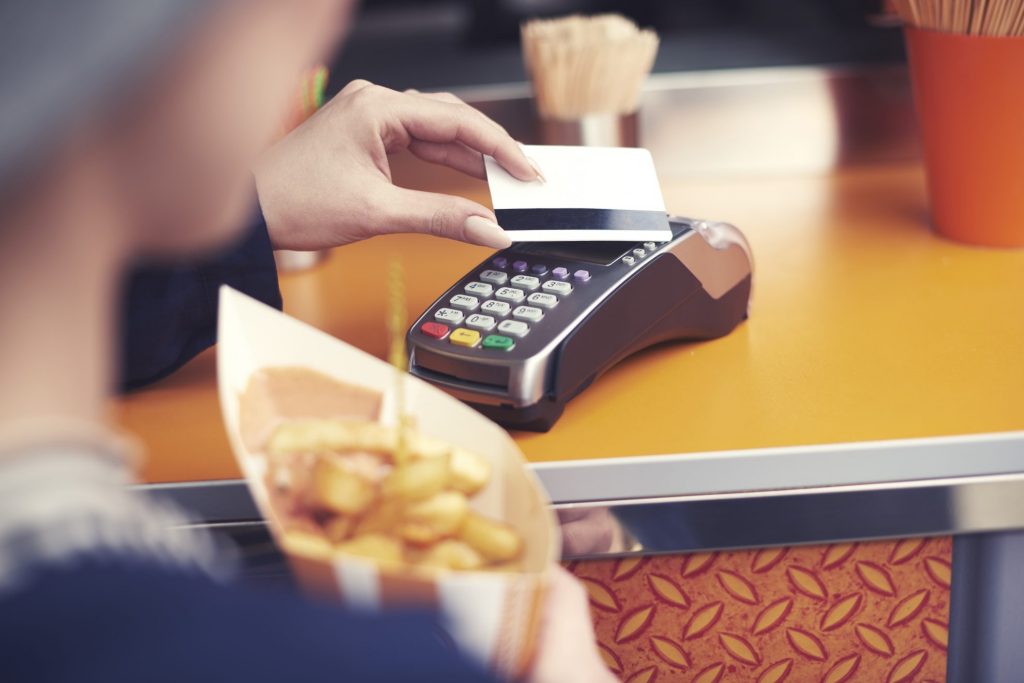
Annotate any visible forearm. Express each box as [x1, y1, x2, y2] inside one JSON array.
[[119, 210, 281, 390]]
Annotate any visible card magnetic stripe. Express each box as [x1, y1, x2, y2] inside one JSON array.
[[494, 208, 669, 232]]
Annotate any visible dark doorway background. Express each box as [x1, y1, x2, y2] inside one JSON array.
[[328, 0, 904, 93]]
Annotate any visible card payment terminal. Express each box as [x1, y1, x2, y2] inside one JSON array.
[[407, 216, 753, 431]]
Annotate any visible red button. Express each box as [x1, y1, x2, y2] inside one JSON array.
[[420, 322, 449, 339]]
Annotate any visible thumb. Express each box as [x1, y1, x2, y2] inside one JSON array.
[[376, 186, 511, 249]]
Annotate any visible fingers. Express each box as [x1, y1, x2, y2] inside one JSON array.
[[529, 565, 620, 683], [410, 91, 499, 134], [374, 185, 511, 249], [560, 509, 615, 556], [405, 90, 509, 179], [557, 508, 593, 524], [412, 92, 518, 153], [394, 92, 540, 182], [407, 140, 486, 179], [343, 82, 541, 182], [549, 565, 588, 604], [339, 79, 374, 96]]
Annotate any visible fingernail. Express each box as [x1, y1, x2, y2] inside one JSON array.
[[464, 216, 512, 249], [517, 141, 546, 183], [528, 157, 547, 184]]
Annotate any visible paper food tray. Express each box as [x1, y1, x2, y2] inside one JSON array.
[[216, 286, 559, 675]]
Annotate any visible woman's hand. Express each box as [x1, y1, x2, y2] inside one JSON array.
[[254, 79, 541, 251], [529, 565, 619, 683], [558, 508, 624, 556]]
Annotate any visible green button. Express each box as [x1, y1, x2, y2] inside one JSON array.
[[482, 334, 515, 351]]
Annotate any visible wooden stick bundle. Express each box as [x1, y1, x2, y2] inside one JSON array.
[[892, 0, 1024, 35], [520, 14, 659, 120]]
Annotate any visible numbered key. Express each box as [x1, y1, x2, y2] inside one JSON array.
[[527, 292, 558, 309], [542, 280, 573, 296], [450, 294, 479, 310], [465, 314, 496, 331], [479, 269, 508, 285], [495, 287, 525, 303], [434, 308, 464, 325], [497, 320, 530, 338], [512, 305, 544, 322], [464, 281, 494, 297], [510, 275, 540, 290], [481, 300, 511, 317]]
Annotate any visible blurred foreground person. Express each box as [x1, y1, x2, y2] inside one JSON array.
[[0, 1, 615, 681]]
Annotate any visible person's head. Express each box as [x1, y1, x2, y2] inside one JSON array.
[[0, 0, 354, 258]]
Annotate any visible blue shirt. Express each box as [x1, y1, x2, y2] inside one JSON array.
[[120, 212, 283, 390], [1, 215, 505, 682]]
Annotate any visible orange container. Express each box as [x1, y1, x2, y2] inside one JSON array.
[[905, 26, 1024, 247]]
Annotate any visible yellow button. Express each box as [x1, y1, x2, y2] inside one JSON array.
[[449, 328, 481, 348]]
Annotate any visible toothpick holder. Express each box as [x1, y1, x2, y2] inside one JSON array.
[[905, 26, 1024, 247]]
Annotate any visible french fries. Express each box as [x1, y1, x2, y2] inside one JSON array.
[[354, 499, 405, 536], [399, 491, 469, 545], [323, 515, 355, 543], [449, 448, 491, 495], [336, 534, 404, 566], [281, 528, 333, 560], [266, 419, 524, 573], [309, 456, 377, 516], [420, 540, 484, 571], [382, 454, 450, 501], [459, 512, 524, 563], [268, 419, 360, 457]]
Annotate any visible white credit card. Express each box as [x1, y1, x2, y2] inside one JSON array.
[[485, 145, 671, 242]]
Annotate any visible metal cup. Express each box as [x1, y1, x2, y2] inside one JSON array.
[[539, 111, 639, 147], [274, 249, 328, 273]]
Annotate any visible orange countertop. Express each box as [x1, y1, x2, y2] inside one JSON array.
[[116, 158, 1024, 484]]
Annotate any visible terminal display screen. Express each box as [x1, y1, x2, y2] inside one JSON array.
[[515, 241, 638, 266]]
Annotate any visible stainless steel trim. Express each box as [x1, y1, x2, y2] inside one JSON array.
[[534, 430, 1024, 503], [140, 431, 1024, 555], [561, 473, 1024, 558]]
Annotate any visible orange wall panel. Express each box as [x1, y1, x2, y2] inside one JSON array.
[[570, 537, 952, 682]]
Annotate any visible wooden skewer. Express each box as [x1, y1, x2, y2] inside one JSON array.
[[387, 260, 410, 464], [1013, 3, 1024, 34], [894, 0, 1024, 35], [986, 0, 1003, 34], [980, 0, 992, 34]]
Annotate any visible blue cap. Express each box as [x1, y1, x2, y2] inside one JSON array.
[[0, 0, 209, 187]]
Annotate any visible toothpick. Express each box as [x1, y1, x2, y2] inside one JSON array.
[[521, 14, 659, 119], [387, 260, 410, 464]]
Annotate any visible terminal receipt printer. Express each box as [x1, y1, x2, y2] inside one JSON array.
[[408, 216, 753, 431]]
